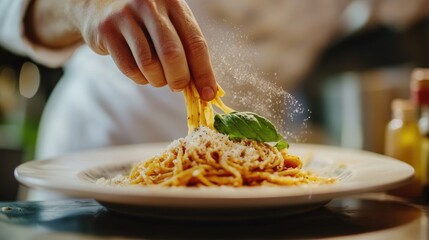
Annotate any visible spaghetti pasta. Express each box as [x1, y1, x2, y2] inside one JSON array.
[[122, 82, 335, 187], [184, 82, 233, 133], [127, 126, 333, 187]]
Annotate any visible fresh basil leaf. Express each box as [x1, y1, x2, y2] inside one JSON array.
[[214, 114, 242, 140], [229, 113, 263, 141], [274, 140, 289, 150], [251, 113, 282, 142], [214, 112, 288, 150]]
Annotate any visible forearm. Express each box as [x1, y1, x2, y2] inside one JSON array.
[[25, 0, 84, 48]]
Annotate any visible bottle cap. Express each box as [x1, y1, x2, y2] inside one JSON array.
[[411, 68, 429, 106], [391, 99, 416, 121]]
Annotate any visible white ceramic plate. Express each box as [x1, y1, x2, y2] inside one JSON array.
[[15, 143, 413, 219]]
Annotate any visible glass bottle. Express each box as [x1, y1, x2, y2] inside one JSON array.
[[411, 68, 429, 202], [385, 99, 422, 198]]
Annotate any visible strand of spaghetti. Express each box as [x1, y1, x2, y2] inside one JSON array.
[[192, 86, 198, 129], [198, 96, 206, 126], [190, 82, 201, 127], [194, 170, 215, 186], [219, 157, 243, 186], [129, 164, 140, 179], [213, 97, 234, 113], [225, 160, 246, 173], [159, 165, 212, 186], [193, 90, 200, 128], [189, 87, 196, 130], [190, 81, 200, 98], [204, 150, 222, 169], [143, 161, 156, 175], [200, 100, 208, 126], [267, 174, 310, 185], [188, 87, 197, 132], [183, 86, 193, 133], [206, 176, 236, 185], [186, 148, 204, 165], [276, 152, 286, 170], [276, 169, 301, 176], [155, 171, 174, 180], [173, 142, 184, 175], [205, 101, 215, 128], [139, 169, 154, 185], [217, 83, 226, 97], [160, 153, 175, 171], [150, 172, 174, 184]]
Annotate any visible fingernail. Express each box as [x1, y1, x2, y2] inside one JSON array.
[[202, 86, 215, 101], [172, 88, 183, 92]]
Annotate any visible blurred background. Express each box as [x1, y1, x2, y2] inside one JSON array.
[[1, 0, 429, 200]]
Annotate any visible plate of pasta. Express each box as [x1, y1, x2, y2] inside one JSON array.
[[15, 83, 413, 219], [15, 142, 413, 219]]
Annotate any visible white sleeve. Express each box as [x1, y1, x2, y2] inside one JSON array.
[[0, 0, 81, 67]]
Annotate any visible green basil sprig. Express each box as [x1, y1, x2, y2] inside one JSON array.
[[213, 112, 289, 150]]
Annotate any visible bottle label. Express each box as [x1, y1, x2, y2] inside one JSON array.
[[412, 87, 429, 106]]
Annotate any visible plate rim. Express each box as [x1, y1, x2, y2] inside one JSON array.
[[15, 143, 414, 208]]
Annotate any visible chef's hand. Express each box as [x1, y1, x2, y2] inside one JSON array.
[[26, 0, 217, 101]]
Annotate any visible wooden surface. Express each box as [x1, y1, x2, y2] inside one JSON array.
[[0, 193, 428, 240]]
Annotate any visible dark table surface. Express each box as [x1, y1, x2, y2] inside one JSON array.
[[0, 193, 428, 240]]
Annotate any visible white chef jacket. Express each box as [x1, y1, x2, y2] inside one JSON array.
[[0, 0, 188, 160]]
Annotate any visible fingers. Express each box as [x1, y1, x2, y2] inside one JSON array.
[[94, 0, 216, 99], [167, 0, 217, 101], [104, 27, 148, 85], [136, 1, 191, 92], [120, 16, 167, 87]]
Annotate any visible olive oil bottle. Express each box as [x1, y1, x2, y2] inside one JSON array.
[[385, 99, 422, 198], [411, 69, 429, 202]]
